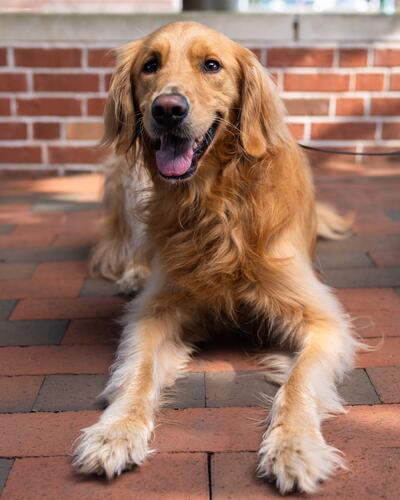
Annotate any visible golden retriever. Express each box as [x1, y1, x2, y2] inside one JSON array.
[[73, 22, 359, 494]]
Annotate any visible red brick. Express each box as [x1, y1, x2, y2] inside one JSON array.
[[66, 122, 103, 140], [287, 122, 304, 140], [0, 278, 83, 300], [0, 410, 97, 456], [356, 337, 400, 368], [62, 318, 119, 345], [0, 345, 114, 376], [355, 72, 384, 91], [0, 98, 11, 116], [249, 48, 261, 61], [369, 249, 400, 267], [382, 122, 400, 140], [0, 262, 37, 280], [87, 97, 106, 116], [311, 122, 376, 140], [104, 72, 113, 91], [211, 452, 272, 499], [0, 376, 43, 413], [88, 48, 116, 67], [52, 231, 98, 248], [10, 224, 58, 238], [284, 98, 329, 116], [0, 407, 261, 457], [268, 48, 333, 67], [158, 407, 264, 454], [188, 349, 258, 373], [33, 73, 99, 92], [33, 122, 60, 139], [268, 72, 279, 86], [0, 146, 41, 163], [48, 146, 104, 164], [14, 48, 81, 67], [371, 98, 400, 116], [374, 48, 400, 67], [33, 261, 89, 279], [0, 48, 7, 66], [10, 297, 125, 320], [0, 232, 54, 249], [336, 97, 364, 116], [367, 367, 400, 403], [0, 73, 27, 91], [3, 454, 209, 500], [284, 73, 350, 92], [0, 122, 27, 140], [17, 98, 81, 116], [339, 48, 368, 67], [337, 288, 400, 338], [324, 404, 400, 449], [354, 218, 400, 236], [212, 446, 400, 499], [390, 73, 400, 90], [337, 288, 400, 311]]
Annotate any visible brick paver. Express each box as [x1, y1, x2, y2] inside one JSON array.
[[3, 454, 209, 500], [0, 376, 43, 413], [0, 163, 399, 497], [366, 366, 400, 403], [0, 319, 68, 346]]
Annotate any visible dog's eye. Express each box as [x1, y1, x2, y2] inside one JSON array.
[[203, 59, 221, 73], [142, 58, 159, 74]]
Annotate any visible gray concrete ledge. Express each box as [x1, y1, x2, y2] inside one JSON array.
[[0, 12, 399, 44]]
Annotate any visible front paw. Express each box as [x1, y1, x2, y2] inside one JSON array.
[[117, 265, 149, 294], [258, 424, 344, 494], [72, 419, 152, 479]]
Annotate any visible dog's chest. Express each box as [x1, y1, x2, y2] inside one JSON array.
[[159, 208, 262, 305]]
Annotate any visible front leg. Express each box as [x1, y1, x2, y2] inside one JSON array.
[[73, 291, 192, 479], [257, 278, 358, 494]]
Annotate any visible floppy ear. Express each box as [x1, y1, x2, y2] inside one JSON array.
[[102, 40, 142, 153], [239, 48, 290, 158]]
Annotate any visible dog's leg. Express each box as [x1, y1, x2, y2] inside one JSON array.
[[90, 159, 152, 292], [256, 264, 357, 494], [73, 286, 192, 478]]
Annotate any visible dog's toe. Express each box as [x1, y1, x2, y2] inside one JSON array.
[[258, 425, 344, 495], [73, 420, 152, 479]]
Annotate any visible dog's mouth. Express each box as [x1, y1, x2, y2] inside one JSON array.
[[154, 120, 218, 181]]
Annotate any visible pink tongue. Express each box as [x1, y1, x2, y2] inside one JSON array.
[[155, 137, 195, 177]]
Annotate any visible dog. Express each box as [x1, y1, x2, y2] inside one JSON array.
[[72, 22, 359, 495]]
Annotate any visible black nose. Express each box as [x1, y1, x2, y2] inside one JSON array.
[[151, 93, 189, 127]]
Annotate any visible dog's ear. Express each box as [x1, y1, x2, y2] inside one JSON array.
[[102, 40, 142, 153], [239, 48, 290, 158]]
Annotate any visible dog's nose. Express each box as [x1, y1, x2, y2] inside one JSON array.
[[151, 93, 189, 127]]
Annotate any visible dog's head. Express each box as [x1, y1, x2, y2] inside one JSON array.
[[104, 22, 288, 182]]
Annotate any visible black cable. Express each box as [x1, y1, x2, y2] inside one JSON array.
[[299, 143, 400, 157]]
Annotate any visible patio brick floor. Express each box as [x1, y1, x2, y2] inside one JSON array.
[[0, 157, 399, 498]]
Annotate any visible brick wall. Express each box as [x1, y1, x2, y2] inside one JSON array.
[[0, 42, 399, 170]]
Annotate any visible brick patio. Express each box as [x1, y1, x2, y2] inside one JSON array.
[[0, 157, 399, 499]]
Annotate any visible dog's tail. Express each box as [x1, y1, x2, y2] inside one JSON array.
[[316, 201, 354, 240]]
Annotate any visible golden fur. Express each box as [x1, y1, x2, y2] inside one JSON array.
[[74, 22, 358, 495]]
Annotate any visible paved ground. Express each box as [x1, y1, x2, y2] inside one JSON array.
[[0, 158, 399, 499]]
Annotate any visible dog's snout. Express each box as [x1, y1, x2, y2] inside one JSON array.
[[151, 93, 189, 127]]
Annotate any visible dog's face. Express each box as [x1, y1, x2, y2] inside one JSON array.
[[104, 22, 287, 182], [133, 24, 241, 180]]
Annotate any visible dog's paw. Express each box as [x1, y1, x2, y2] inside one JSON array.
[[117, 265, 149, 294], [257, 425, 344, 495], [72, 420, 152, 479]]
